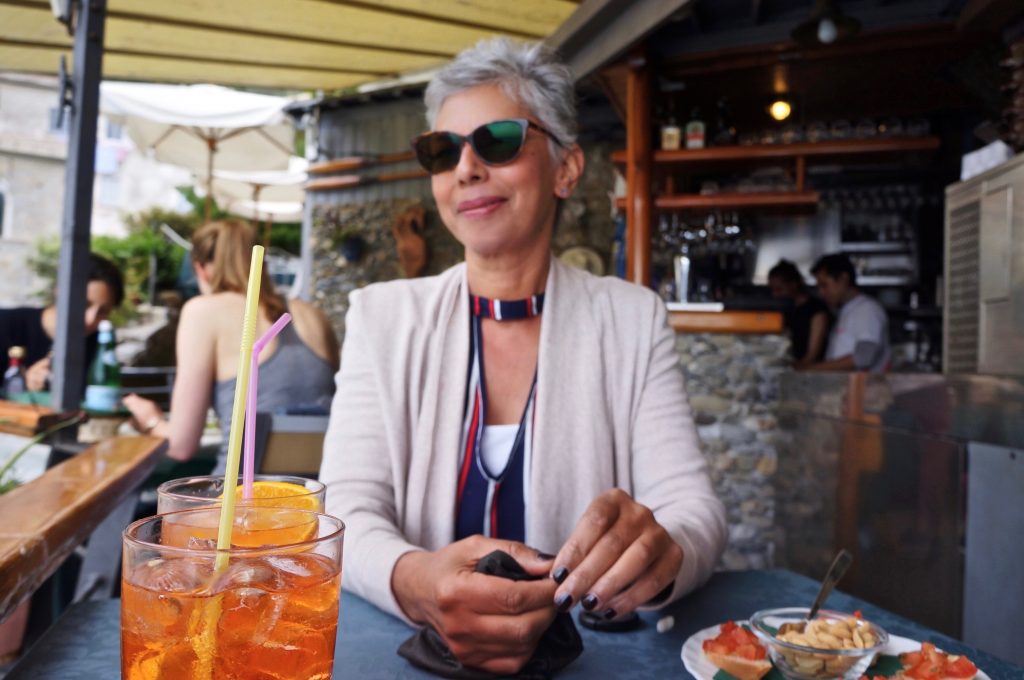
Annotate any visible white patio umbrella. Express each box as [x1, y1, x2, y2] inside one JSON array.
[[221, 199, 304, 223], [100, 82, 294, 219], [196, 156, 307, 240], [210, 155, 307, 208]]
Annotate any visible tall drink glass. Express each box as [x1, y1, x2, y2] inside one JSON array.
[[121, 507, 344, 680], [157, 475, 326, 513]]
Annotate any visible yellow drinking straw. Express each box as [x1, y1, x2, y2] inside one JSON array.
[[214, 244, 264, 571]]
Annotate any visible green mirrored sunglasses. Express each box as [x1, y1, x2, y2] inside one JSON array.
[[412, 118, 563, 175]]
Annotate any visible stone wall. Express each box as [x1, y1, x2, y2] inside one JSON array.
[[675, 332, 790, 571], [309, 198, 462, 340]]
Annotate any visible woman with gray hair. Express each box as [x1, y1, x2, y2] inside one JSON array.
[[320, 38, 725, 674]]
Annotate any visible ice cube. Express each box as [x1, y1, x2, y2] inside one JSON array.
[[134, 557, 211, 593], [216, 558, 286, 591], [186, 536, 218, 550], [263, 555, 313, 578], [124, 558, 212, 638], [218, 569, 287, 646]]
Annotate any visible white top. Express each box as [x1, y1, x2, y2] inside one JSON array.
[[479, 424, 519, 477], [826, 293, 891, 372]]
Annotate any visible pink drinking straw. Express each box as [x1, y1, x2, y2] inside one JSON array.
[[242, 312, 292, 499]]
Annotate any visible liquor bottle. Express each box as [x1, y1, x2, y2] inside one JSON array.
[[712, 98, 737, 146], [84, 320, 121, 413], [3, 346, 27, 398], [685, 107, 706, 149], [660, 102, 682, 151]]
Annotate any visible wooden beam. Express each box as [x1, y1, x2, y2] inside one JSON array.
[[304, 168, 428, 192], [5, 0, 458, 59], [308, 151, 416, 175], [316, 0, 553, 39], [625, 51, 652, 287], [0, 42, 369, 90], [0, 37, 388, 78]]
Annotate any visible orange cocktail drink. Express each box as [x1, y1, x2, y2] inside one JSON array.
[[156, 475, 326, 513], [121, 507, 344, 680]]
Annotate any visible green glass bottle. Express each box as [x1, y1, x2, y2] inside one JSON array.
[[84, 320, 121, 413]]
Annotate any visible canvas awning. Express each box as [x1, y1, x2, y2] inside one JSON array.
[[0, 0, 580, 91]]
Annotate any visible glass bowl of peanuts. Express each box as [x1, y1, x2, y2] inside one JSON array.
[[749, 608, 888, 680]]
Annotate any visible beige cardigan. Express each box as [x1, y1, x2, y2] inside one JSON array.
[[320, 257, 726, 621]]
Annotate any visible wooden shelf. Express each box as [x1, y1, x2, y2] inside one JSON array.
[[308, 151, 415, 175], [616, 191, 819, 211], [669, 310, 784, 334], [305, 168, 427, 192], [612, 136, 941, 166]]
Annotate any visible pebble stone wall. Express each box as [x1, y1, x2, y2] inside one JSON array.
[[675, 333, 791, 571]]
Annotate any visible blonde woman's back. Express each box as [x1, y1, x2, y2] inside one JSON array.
[[181, 292, 339, 382]]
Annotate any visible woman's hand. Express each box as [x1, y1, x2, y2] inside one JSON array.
[[392, 536, 557, 675], [24, 356, 51, 392], [122, 394, 165, 436], [550, 488, 682, 620]]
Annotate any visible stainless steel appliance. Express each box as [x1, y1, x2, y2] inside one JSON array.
[[944, 153, 1024, 375]]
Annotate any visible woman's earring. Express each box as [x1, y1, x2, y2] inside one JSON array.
[[559, 187, 570, 197]]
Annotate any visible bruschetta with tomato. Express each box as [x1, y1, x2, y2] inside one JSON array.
[[702, 621, 773, 680]]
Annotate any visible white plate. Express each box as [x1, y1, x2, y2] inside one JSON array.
[[681, 623, 991, 680]]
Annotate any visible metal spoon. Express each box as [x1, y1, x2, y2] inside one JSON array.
[[778, 549, 854, 635]]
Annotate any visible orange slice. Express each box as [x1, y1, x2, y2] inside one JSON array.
[[229, 480, 322, 512]]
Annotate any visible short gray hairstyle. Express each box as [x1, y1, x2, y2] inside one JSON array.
[[424, 38, 578, 152]]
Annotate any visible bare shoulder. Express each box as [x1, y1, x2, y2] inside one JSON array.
[[287, 299, 334, 335], [286, 298, 339, 366], [178, 294, 243, 337], [181, 292, 244, 317]]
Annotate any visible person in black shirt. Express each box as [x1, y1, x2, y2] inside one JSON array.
[[768, 259, 830, 369], [0, 253, 125, 391]]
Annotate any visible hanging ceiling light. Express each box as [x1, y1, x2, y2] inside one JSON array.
[[792, 0, 861, 46]]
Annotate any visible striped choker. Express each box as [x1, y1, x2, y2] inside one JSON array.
[[470, 293, 545, 320]]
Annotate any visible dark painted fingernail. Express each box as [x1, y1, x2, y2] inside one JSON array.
[[552, 567, 569, 584], [601, 608, 617, 620], [556, 593, 574, 612], [582, 593, 598, 611], [537, 552, 556, 561]]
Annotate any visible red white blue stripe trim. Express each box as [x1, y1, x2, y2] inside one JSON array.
[[469, 293, 544, 321], [454, 295, 540, 542]]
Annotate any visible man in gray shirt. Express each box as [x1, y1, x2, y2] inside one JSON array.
[[809, 253, 890, 373]]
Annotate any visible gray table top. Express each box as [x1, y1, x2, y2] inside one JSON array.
[[7, 569, 1022, 679]]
